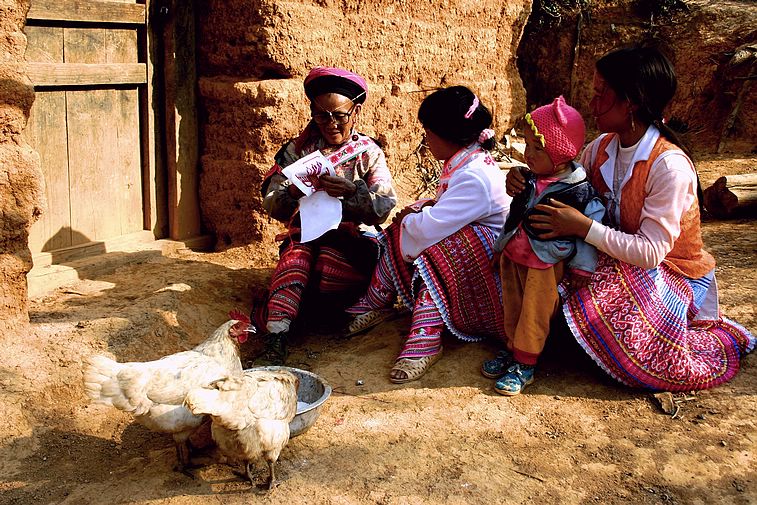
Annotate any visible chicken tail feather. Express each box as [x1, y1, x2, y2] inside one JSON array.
[[82, 354, 139, 412]]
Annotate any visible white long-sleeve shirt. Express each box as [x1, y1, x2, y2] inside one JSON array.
[[581, 126, 697, 270], [400, 144, 511, 261]]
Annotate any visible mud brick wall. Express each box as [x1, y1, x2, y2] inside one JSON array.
[[0, 0, 43, 334], [196, 0, 532, 247], [517, 0, 757, 153]]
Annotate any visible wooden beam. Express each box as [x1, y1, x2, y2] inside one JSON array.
[[163, 1, 202, 240], [27, 0, 146, 25], [27, 62, 146, 86]]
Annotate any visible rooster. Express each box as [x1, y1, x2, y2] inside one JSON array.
[[82, 311, 254, 475], [184, 369, 299, 491]]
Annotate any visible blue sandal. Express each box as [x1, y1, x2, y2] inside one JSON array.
[[494, 363, 535, 396], [481, 349, 514, 379]]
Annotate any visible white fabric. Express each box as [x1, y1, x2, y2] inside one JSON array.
[[399, 148, 511, 261], [266, 319, 291, 334], [281, 150, 336, 196], [581, 125, 697, 269], [298, 190, 342, 242]]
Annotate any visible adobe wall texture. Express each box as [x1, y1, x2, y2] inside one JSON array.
[[517, 0, 757, 152], [0, 0, 42, 334], [195, 0, 532, 247]]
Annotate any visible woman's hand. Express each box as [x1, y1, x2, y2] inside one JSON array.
[[320, 175, 357, 198], [391, 205, 421, 226], [287, 184, 305, 199], [506, 167, 527, 196], [529, 199, 593, 239]]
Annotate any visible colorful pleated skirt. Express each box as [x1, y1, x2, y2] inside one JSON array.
[[380, 222, 505, 342], [561, 253, 755, 391]]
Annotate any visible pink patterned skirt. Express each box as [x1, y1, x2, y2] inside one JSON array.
[[561, 253, 755, 391], [380, 222, 505, 342]]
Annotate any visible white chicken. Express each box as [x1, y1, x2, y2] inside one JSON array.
[[184, 369, 299, 490], [82, 313, 253, 474]]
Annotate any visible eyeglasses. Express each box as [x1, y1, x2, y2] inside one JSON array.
[[311, 105, 356, 125]]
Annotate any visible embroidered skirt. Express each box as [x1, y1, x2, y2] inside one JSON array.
[[561, 253, 755, 391], [380, 222, 505, 342], [253, 227, 378, 329]]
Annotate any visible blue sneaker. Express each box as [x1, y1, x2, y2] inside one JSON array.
[[494, 363, 535, 396], [481, 349, 514, 379]]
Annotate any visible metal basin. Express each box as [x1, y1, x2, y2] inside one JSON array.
[[245, 366, 332, 438]]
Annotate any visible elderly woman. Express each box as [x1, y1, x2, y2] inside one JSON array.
[[254, 67, 397, 365]]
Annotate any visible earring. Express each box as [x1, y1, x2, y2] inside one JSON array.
[[351, 115, 359, 141], [630, 112, 636, 132]]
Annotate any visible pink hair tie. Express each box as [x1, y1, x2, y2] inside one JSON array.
[[478, 128, 494, 144], [464, 96, 479, 119]]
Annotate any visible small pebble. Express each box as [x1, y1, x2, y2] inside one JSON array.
[[356, 379, 364, 386]]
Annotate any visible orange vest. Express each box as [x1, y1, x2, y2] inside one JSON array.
[[590, 134, 715, 279]]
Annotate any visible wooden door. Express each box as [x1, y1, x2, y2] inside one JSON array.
[[24, 0, 149, 254]]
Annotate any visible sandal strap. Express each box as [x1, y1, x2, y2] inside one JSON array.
[[390, 348, 443, 384], [346, 309, 394, 336]]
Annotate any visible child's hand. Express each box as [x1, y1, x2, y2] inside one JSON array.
[[505, 167, 527, 196], [391, 205, 421, 226], [530, 199, 593, 239]]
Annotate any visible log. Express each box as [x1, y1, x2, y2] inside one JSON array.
[[703, 173, 757, 219]]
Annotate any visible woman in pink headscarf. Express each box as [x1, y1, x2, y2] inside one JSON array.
[[253, 66, 397, 365]]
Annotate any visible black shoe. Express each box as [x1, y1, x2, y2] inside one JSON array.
[[252, 332, 289, 366]]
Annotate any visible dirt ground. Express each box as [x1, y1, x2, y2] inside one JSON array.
[[0, 154, 755, 505]]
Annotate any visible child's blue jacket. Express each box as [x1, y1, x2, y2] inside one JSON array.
[[493, 162, 605, 273]]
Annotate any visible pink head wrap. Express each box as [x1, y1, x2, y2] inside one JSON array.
[[304, 66, 368, 104]]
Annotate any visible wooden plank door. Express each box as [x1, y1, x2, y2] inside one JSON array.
[[24, 0, 149, 254]]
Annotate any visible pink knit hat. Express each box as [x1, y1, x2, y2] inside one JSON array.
[[525, 96, 585, 167]]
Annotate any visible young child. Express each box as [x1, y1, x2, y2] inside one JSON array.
[[484, 96, 605, 395]]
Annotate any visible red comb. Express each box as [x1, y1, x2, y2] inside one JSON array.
[[228, 309, 251, 324]]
